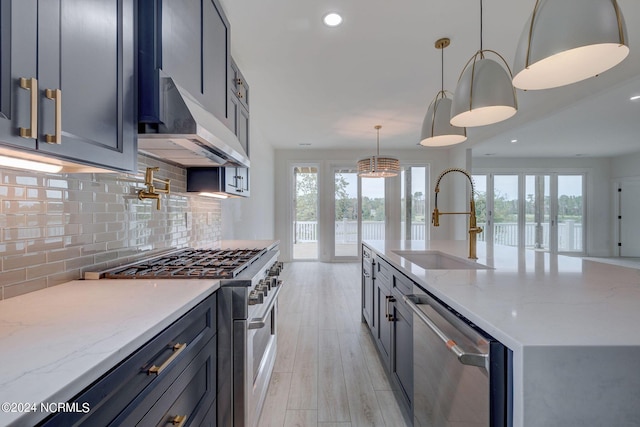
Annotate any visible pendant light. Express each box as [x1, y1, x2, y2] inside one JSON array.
[[357, 125, 400, 178], [420, 38, 467, 147], [512, 0, 629, 90], [450, 0, 517, 127]]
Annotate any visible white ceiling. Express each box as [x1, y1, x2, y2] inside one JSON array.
[[219, 0, 640, 158]]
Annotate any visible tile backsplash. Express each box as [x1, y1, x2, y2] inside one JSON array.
[[0, 154, 222, 300]]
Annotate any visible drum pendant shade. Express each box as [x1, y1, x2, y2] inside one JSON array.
[[420, 38, 467, 147], [358, 125, 399, 178], [450, 55, 517, 128], [512, 0, 629, 90], [421, 96, 467, 146]]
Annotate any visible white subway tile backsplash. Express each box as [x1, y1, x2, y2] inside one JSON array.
[[0, 154, 222, 298]]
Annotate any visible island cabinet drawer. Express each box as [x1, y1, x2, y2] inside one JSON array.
[[362, 246, 373, 261], [39, 293, 217, 427], [393, 271, 414, 295], [376, 257, 393, 289]]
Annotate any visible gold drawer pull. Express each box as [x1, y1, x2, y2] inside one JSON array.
[[44, 88, 62, 144], [19, 77, 38, 139], [169, 415, 187, 426], [148, 343, 186, 376]]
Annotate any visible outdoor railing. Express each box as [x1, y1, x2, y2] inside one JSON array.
[[477, 221, 582, 251], [294, 220, 581, 251], [294, 220, 425, 243]]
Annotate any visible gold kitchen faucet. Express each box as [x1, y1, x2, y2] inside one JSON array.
[[432, 168, 483, 260]]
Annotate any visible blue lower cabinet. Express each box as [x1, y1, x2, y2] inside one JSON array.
[[38, 293, 217, 426]]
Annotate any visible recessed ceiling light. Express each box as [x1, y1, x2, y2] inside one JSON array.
[[630, 95, 640, 101], [510, 139, 518, 144], [299, 143, 312, 146], [323, 12, 342, 27]]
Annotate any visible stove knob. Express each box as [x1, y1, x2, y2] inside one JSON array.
[[268, 266, 281, 276], [257, 283, 268, 296], [277, 262, 284, 271], [262, 278, 272, 290], [258, 279, 268, 291], [248, 290, 264, 305], [270, 277, 278, 287]]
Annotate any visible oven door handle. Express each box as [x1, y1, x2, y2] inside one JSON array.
[[404, 294, 488, 370], [248, 284, 282, 329]]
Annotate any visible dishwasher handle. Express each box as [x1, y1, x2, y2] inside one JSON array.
[[404, 294, 488, 370]]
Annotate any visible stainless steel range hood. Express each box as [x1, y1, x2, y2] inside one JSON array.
[[138, 77, 250, 168]]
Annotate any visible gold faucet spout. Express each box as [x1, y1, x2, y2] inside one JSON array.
[[138, 167, 171, 210]]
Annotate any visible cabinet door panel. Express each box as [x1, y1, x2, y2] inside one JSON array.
[[237, 104, 249, 156], [362, 259, 373, 326], [392, 300, 413, 409], [376, 285, 391, 368], [0, 0, 38, 150], [202, 0, 230, 123], [161, 0, 201, 99], [37, 0, 136, 172]]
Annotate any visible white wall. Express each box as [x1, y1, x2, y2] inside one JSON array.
[[473, 156, 612, 256], [274, 148, 455, 262], [611, 151, 640, 179], [221, 128, 275, 240]]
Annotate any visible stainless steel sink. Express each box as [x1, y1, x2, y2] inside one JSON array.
[[391, 250, 491, 270]]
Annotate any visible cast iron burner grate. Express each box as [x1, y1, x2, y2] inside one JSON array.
[[103, 248, 266, 279]]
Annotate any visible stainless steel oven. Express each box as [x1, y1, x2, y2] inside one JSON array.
[[405, 290, 511, 427], [217, 249, 283, 427]]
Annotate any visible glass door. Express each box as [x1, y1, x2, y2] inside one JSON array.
[[361, 177, 386, 241], [477, 172, 585, 254], [293, 165, 319, 260], [525, 175, 551, 250], [492, 175, 520, 247], [401, 166, 428, 241], [333, 168, 359, 259], [557, 175, 583, 252]]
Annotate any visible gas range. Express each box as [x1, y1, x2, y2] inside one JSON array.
[[89, 248, 268, 280], [87, 245, 283, 427]]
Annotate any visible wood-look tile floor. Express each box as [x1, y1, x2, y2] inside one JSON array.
[[258, 262, 411, 427]]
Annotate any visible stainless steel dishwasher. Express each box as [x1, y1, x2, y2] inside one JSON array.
[[405, 290, 511, 427]]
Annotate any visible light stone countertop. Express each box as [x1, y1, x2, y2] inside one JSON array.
[[0, 278, 219, 427], [364, 240, 640, 427]]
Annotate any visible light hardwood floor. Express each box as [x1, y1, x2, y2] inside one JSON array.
[[258, 262, 411, 427]]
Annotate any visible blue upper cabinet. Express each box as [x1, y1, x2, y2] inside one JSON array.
[[0, 1, 38, 152], [0, 0, 137, 173], [138, 0, 232, 129]]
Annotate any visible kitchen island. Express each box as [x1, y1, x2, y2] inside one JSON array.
[[0, 278, 219, 427], [364, 240, 640, 427]]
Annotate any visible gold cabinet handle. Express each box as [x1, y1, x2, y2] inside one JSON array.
[[148, 343, 186, 376], [169, 415, 187, 426], [19, 77, 38, 139], [44, 88, 62, 144], [236, 91, 243, 99], [235, 78, 243, 86]]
